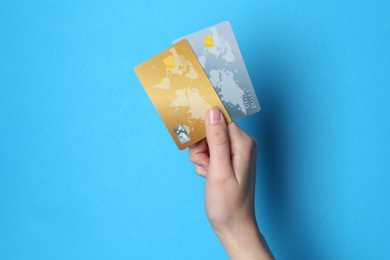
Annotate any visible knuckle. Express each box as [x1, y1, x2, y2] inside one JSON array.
[[248, 136, 257, 148], [189, 154, 203, 165], [194, 165, 206, 177], [188, 152, 194, 162], [195, 171, 204, 177], [209, 129, 229, 147], [188, 149, 199, 163], [240, 133, 256, 154]]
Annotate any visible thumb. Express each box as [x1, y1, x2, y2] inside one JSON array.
[[205, 107, 232, 173]]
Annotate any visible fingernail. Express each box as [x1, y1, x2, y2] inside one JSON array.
[[208, 107, 221, 125]]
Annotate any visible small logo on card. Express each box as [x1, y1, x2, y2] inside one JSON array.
[[173, 124, 191, 144], [163, 55, 176, 70], [202, 35, 215, 49]]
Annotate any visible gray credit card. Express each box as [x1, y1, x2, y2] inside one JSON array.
[[174, 21, 260, 121]]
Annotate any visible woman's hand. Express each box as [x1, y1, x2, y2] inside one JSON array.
[[189, 107, 273, 260]]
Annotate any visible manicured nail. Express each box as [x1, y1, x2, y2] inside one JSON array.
[[208, 107, 221, 125]]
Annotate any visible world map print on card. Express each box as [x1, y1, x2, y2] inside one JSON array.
[[174, 21, 260, 121], [134, 39, 231, 150]]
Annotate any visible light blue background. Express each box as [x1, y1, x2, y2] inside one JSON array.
[[1, 0, 389, 259]]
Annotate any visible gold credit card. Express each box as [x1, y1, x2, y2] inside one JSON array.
[[134, 39, 231, 150]]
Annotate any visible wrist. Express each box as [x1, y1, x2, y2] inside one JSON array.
[[214, 216, 273, 260]]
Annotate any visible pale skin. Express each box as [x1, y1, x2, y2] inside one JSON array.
[[189, 107, 273, 260]]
